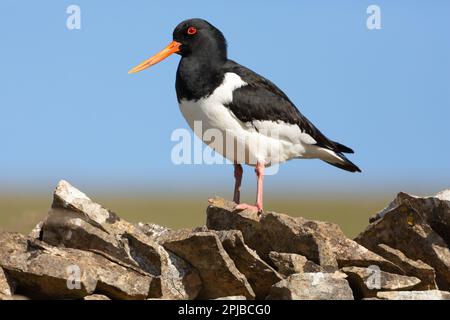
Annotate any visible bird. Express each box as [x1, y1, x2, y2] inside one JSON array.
[[129, 18, 361, 213]]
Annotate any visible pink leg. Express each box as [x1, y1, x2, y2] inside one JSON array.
[[233, 164, 243, 204], [255, 162, 264, 210], [235, 162, 264, 213]]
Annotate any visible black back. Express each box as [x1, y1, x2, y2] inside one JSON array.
[[223, 60, 354, 154]]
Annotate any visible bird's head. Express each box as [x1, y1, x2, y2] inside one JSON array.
[[128, 18, 227, 74]]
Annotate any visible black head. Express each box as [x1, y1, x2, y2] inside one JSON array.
[[128, 18, 227, 74], [173, 19, 227, 60]]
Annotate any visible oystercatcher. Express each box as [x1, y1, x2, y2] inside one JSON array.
[[129, 18, 361, 213]]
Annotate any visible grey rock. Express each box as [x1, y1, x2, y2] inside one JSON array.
[[42, 181, 163, 274], [6, 180, 450, 301], [0, 293, 31, 300], [0, 231, 155, 300], [216, 230, 283, 299], [266, 272, 354, 300], [2, 294, 31, 300], [355, 190, 450, 290], [268, 252, 323, 276], [207, 198, 400, 273], [136, 222, 172, 239], [213, 296, 247, 300], [376, 290, 450, 300], [341, 266, 421, 298], [29, 221, 44, 240], [159, 249, 202, 300], [0, 293, 13, 300], [40, 180, 201, 300], [373, 244, 437, 290], [83, 294, 111, 300], [0, 267, 15, 297], [161, 229, 255, 299]]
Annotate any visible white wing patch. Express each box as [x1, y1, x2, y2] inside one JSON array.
[[204, 72, 247, 105], [249, 120, 317, 145], [179, 72, 248, 135]]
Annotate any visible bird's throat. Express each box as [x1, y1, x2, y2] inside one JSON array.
[[176, 56, 226, 102]]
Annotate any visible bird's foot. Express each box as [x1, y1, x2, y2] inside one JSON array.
[[235, 203, 263, 214]]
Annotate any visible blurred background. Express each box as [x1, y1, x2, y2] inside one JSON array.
[[0, 0, 449, 237]]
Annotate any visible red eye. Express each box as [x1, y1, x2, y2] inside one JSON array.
[[187, 27, 197, 35]]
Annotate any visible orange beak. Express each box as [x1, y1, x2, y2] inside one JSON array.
[[128, 40, 181, 74]]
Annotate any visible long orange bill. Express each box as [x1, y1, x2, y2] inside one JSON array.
[[128, 40, 181, 74]]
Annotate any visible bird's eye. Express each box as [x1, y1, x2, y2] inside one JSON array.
[[187, 27, 197, 35]]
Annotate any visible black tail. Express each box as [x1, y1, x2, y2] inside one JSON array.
[[325, 153, 361, 173], [333, 141, 354, 154]]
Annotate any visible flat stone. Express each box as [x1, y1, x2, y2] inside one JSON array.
[[376, 290, 450, 300], [268, 252, 323, 276], [266, 272, 354, 300], [341, 266, 421, 298], [136, 222, 172, 239], [161, 229, 255, 300], [83, 294, 111, 300], [216, 230, 283, 299], [373, 244, 437, 290], [213, 296, 247, 300]]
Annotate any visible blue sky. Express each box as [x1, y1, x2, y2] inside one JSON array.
[[0, 0, 449, 195]]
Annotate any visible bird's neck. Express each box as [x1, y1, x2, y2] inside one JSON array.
[[176, 53, 227, 102]]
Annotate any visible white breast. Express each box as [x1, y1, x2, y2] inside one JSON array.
[[178, 72, 315, 166]]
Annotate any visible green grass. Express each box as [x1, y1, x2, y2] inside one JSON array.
[[0, 194, 390, 238]]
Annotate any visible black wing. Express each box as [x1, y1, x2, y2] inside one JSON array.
[[223, 60, 353, 154]]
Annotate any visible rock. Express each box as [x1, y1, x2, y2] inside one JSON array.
[[41, 180, 163, 274], [42, 211, 154, 271], [29, 221, 44, 240], [213, 296, 247, 300], [0, 294, 31, 300], [216, 230, 283, 299], [121, 230, 202, 300], [39, 180, 201, 300], [49, 180, 121, 227], [0, 231, 155, 300], [341, 266, 421, 299], [355, 190, 450, 290], [159, 249, 202, 300], [372, 244, 437, 290], [5, 180, 449, 300], [266, 272, 354, 300], [376, 290, 450, 300], [0, 293, 12, 300], [161, 229, 255, 299], [136, 222, 172, 238], [0, 267, 15, 297], [268, 252, 323, 276], [83, 294, 111, 300], [207, 198, 401, 273]]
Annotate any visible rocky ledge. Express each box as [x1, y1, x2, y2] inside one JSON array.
[[1, 180, 450, 300]]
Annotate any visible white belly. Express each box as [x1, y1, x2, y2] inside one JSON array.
[[178, 73, 313, 166]]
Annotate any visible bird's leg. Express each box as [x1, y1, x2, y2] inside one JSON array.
[[233, 164, 243, 204], [255, 162, 264, 211], [235, 162, 264, 213]]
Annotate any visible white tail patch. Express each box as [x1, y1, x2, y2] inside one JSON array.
[[315, 147, 345, 164]]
